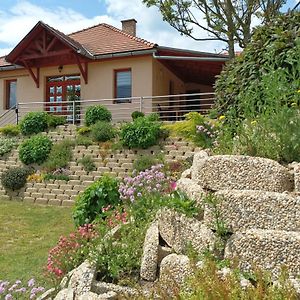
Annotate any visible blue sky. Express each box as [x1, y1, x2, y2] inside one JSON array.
[[0, 0, 297, 56]]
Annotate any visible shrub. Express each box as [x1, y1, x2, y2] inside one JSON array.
[[163, 112, 219, 148], [0, 137, 17, 156], [47, 114, 66, 128], [42, 139, 74, 172], [0, 124, 20, 136], [132, 155, 160, 172], [78, 155, 96, 173], [215, 12, 300, 117], [19, 112, 49, 135], [73, 175, 120, 227], [120, 115, 161, 149], [46, 224, 98, 279], [77, 126, 91, 136], [215, 107, 300, 163], [91, 121, 115, 142], [43, 174, 70, 181], [75, 135, 93, 147], [85, 105, 112, 126], [1, 166, 33, 190], [131, 111, 145, 120], [19, 135, 52, 165]]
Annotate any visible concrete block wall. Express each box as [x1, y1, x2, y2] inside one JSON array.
[[0, 125, 197, 206]]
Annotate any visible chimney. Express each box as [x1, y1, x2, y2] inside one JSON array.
[[121, 19, 137, 37]]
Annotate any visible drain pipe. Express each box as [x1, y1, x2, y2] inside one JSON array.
[[153, 52, 229, 62]]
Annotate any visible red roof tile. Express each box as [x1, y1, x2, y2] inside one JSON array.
[[69, 23, 156, 56], [0, 56, 13, 67]]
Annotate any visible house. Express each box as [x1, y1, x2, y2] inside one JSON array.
[[0, 19, 228, 124]]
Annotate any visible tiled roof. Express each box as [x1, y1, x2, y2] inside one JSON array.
[[69, 23, 156, 56], [0, 56, 13, 67]]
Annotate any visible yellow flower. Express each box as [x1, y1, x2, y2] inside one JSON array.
[[297, 89, 300, 93], [291, 102, 297, 107], [218, 115, 225, 121], [250, 120, 257, 126]]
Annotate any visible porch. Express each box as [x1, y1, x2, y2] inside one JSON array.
[[0, 92, 215, 126]]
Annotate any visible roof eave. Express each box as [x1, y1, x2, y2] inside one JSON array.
[[93, 48, 157, 60]]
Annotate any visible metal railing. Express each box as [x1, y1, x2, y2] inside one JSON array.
[[0, 92, 215, 126]]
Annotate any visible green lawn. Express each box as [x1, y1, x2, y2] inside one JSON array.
[[0, 200, 74, 288]]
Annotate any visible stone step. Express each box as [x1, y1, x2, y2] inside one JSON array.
[[224, 229, 300, 279], [204, 190, 300, 232]]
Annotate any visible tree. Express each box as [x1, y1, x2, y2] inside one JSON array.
[[143, 0, 286, 58]]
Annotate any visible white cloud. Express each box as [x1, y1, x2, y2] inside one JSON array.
[[0, 0, 227, 57]]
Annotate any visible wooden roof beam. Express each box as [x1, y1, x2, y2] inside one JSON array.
[[22, 60, 40, 88], [75, 55, 88, 84]]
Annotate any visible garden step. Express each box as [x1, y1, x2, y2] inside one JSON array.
[[224, 229, 300, 279], [192, 154, 293, 192], [204, 190, 300, 232]]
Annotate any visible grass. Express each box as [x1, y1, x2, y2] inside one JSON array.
[[0, 199, 74, 288]]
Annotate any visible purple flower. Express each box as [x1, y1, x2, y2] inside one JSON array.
[[5, 294, 13, 300], [28, 278, 35, 287]]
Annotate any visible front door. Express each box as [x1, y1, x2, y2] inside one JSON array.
[[46, 74, 81, 121]]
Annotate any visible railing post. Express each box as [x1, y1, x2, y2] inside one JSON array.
[[140, 97, 143, 113], [15, 103, 19, 125], [72, 101, 75, 125]]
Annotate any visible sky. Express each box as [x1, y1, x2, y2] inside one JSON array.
[[0, 0, 297, 57]]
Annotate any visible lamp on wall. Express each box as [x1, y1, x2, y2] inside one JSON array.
[[58, 65, 63, 73]]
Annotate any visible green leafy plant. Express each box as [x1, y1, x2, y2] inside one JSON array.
[[43, 174, 70, 181], [47, 114, 66, 128], [73, 175, 120, 227], [78, 155, 96, 173], [77, 126, 91, 136], [75, 135, 94, 147], [1, 166, 33, 191], [0, 124, 20, 136], [131, 111, 145, 120], [120, 115, 161, 149], [85, 105, 112, 126], [91, 121, 115, 142], [19, 135, 52, 165], [19, 112, 49, 135], [42, 139, 74, 172], [0, 137, 18, 156], [132, 154, 160, 172]]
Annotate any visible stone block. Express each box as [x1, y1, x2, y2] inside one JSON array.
[[62, 200, 75, 207], [57, 194, 71, 201], [46, 183, 60, 189], [140, 221, 159, 281], [121, 163, 133, 170], [157, 208, 216, 255], [80, 175, 94, 182], [48, 199, 62, 206], [34, 183, 46, 189], [0, 195, 10, 200], [35, 198, 49, 205], [204, 190, 300, 232], [224, 229, 300, 279], [82, 181, 94, 187], [39, 188, 51, 194], [98, 167, 110, 173], [26, 187, 38, 193], [65, 189, 79, 196], [23, 197, 35, 203], [75, 170, 87, 176], [59, 184, 73, 190], [73, 185, 85, 192], [31, 192, 42, 199], [69, 180, 81, 185], [193, 155, 293, 192]]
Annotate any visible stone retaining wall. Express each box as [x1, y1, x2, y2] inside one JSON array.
[[0, 125, 197, 206]]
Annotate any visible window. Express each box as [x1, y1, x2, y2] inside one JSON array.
[[114, 69, 132, 102], [5, 79, 17, 109]]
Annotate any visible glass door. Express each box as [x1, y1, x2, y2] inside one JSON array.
[[46, 75, 81, 122]]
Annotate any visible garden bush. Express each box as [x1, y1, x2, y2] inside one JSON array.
[[120, 115, 161, 149], [75, 135, 93, 147], [19, 112, 49, 135], [1, 166, 33, 191], [73, 175, 120, 227], [78, 155, 96, 173], [85, 105, 112, 126], [42, 139, 74, 172], [131, 111, 145, 120], [0, 137, 18, 156], [91, 121, 115, 142], [0, 124, 20, 136], [19, 135, 52, 165], [132, 155, 160, 172], [163, 112, 219, 148], [47, 114, 66, 128], [215, 12, 300, 117], [77, 126, 91, 136]]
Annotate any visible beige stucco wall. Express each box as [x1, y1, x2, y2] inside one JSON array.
[[0, 55, 153, 121]]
